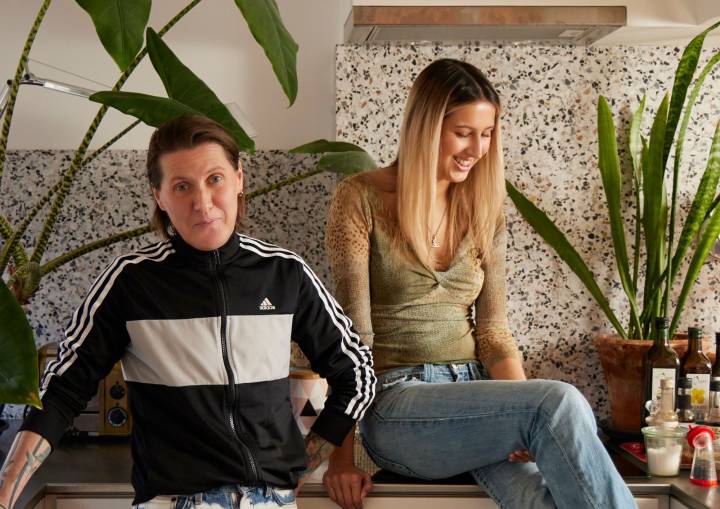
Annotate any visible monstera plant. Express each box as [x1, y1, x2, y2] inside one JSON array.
[[0, 0, 375, 408], [507, 22, 720, 342]]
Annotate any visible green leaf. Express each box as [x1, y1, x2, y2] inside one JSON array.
[[671, 201, 720, 337], [290, 139, 366, 154], [90, 91, 199, 126], [669, 55, 720, 281], [234, 0, 299, 106], [597, 97, 641, 335], [0, 279, 40, 406], [663, 20, 720, 167], [75, 0, 151, 71], [316, 151, 377, 175], [145, 28, 255, 153], [629, 95, 646, 186], [643, 94, 670, 301], [506, 180, 626, 338]]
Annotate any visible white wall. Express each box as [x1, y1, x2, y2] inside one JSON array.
[[0, 0, 350, 150]]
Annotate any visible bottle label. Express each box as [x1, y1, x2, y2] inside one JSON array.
[[687, 373, 711, 414], [651, 368, 677, 406]]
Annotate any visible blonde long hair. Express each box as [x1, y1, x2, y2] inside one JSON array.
[[393, 58, 505, 266]]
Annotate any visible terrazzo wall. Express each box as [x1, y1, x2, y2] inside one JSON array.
[[335, 42, 720, 421], [1, 148, 329, 418], [3, 42, 720, 422]]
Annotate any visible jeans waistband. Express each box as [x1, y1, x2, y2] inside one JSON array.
[[376, 362, 484, 384]]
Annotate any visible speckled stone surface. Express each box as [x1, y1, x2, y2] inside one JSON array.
[[1, 149, 328, 418], [335, 42, 720, 420]]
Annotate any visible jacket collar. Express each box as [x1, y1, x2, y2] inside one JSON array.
[[170, 232, 240, 266]]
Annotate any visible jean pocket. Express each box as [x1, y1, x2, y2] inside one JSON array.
[[269, 487, 296, 507]]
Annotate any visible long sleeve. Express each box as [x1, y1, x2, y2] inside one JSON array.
[[291, 258, 375, 447], [474, 216, 522, 368], [324, 179, 375, 349], [21, 262, 131, 450]]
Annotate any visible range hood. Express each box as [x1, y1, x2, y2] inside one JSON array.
[[344, 5, 627, 45]]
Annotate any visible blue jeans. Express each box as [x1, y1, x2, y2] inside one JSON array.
[[132, 484, 296, 508], [360, 362, 636, 509]]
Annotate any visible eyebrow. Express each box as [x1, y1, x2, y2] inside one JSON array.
[[168, 166, 227, 182]]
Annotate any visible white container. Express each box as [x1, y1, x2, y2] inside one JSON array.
[[642, 426, 688, 477]]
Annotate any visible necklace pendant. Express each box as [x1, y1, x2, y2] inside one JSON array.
[[431, 235, 440, 248]]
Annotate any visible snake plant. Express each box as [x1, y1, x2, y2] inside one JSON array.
[[508, 22, 720, 341]]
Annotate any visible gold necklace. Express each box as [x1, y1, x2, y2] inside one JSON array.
[[430, 206, 448, 249]]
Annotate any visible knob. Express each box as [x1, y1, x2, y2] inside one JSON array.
[[107, 406, 128, 427], [109, 383, 125, 400]]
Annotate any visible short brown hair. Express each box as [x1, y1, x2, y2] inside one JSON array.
[[146, 115, 244, 239]]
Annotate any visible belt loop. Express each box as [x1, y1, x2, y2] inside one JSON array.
[[194, 493, 202, 505], [423, 363, 433, 383], [449, 363, 459, 381]]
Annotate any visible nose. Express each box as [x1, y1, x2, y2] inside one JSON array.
[[192, 186, 213, 212]]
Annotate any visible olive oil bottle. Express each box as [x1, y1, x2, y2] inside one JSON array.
[[643, 317, 679, 422], [681, 327, 712, 421]]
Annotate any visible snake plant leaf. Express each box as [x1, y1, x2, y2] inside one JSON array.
[[290, 139, 366, 154], [643, 94, 670, 298], [669, 55, 720, 282], [234, 0, 298, 106], [0, 279, 40, 407], [629, 95, 646, 185], [506, 180, 626, 338], [90, 91, 199, 127], [316, 151, 377, 175], [145, 28, 254, 153], [75, 0, 151, 71], [663, 20, 720, 168], [671, 201, 720, 337], [598, 97, 641, 333]]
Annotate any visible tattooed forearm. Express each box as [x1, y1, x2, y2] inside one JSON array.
[[7, 440, 50, 508], [304, 431, 335, 472]]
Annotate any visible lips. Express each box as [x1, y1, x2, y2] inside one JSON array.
[[194, 218, 220, 227], [452, 155, 476, 171]]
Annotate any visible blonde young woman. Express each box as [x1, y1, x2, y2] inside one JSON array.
[[322, 59, 634, 509]]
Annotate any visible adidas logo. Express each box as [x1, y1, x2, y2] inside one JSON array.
[[259, 297, 275, 311]]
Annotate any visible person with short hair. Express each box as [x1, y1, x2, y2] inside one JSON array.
[[0, 115, 376, 509], [322, 59, 634, 509]]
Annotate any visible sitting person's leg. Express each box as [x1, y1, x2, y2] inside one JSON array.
[[361, 366, 634, 509]]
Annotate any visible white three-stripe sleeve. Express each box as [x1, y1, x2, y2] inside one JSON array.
[[237, 235, 376, 423]]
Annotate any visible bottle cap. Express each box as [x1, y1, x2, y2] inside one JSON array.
[[679, 377, 693, 389], [655, 317, 669, 329], [711, 380, 720, 392], [688, 425, 715, 446], [689, 327, 704, 339]]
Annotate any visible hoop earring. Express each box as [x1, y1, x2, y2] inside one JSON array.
[[239, 191, 244, 197]]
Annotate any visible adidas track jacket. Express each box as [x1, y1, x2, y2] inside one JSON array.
[[22, 233, 376, 504]]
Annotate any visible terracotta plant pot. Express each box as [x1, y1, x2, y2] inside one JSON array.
[[594, 334, 715, 433]]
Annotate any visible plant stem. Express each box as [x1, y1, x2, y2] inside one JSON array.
[[0, 0, 52, 187], [246, 167, 324, 200], [40, 225, 152, 276], [82, 119, 142, 167], [0, 216, 28, 268], [29, 0, 203, 266]]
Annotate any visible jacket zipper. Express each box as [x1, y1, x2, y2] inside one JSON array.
[[214, 250, 259, 481]]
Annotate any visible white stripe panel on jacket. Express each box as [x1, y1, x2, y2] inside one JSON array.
[[237, 234, 375, 420], [123, 314, 293, 386], [41, 242, 173, 398]]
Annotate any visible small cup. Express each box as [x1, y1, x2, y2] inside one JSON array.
[[641, 426, 688, 477]]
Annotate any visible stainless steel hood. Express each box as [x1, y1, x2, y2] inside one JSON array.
[[344, 6, 627, 45]]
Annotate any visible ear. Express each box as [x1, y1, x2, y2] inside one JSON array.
[[152, 187, 166, 211]]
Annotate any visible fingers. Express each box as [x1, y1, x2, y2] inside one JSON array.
[[323, 471, 371, 509], [508, 449, 535, 463], [360, 472, 374, 498]]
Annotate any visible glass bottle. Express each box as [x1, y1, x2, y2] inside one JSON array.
[[676, 377, 695, 424], [681, 327, 712, 421], [705, 380, 720, 425], [643, 317, 679, 422], [712, 332, 720, 381]]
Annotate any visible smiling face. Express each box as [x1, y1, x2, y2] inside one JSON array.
[[437, 99, 496, 186], [152, 142, 243, 251]]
